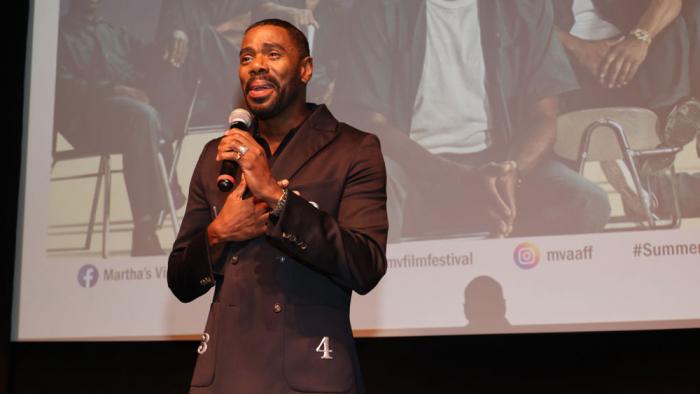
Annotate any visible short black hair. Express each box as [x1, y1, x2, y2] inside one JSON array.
[[245, 18, 310, 59]]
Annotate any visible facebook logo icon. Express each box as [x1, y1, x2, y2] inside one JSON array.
[[78, 265, 99, 288]]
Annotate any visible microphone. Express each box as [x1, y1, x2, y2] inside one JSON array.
[[217, 108, 253, 192]]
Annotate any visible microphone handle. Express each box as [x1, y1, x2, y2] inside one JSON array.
[[217, 161, 237, 192], [217, 121, 250, 192]]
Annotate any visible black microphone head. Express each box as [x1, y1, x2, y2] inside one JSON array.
[[228, 108, 253, 131]]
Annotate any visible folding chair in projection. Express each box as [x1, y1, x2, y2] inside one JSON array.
[[554, 107, 682, 230], [51, 128, 180, 258]]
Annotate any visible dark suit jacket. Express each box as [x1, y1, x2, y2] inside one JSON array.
[[168, 104, 388, 394]]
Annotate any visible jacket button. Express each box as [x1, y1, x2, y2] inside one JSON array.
[[277, 256, 286, 263], [199, 277, 211, 286], [230, 255, 239, 265], [273, 303, 283, 313]]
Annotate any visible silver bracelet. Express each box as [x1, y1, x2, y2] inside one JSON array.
[[270, 188, 289, 217]]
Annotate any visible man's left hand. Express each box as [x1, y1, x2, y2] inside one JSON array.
[[600, 37, 650, 88], [496, 164, 518, 237], [478, 161, 518, 238]]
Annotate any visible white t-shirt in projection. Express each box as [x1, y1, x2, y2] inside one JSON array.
[[570, 0, 620, 40], [409, 0, 491, 155]]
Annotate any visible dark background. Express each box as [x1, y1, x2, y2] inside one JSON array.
[[4, 3, 698, 394]]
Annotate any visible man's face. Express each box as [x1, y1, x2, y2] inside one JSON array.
[[239, 25, 311, 119]]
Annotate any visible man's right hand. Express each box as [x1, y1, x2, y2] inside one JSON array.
[[576, 38, 621, 79], [163, 30, 190, 68], [478, 161, 518, 238], [207, 177, 270, 246], [563, 35, 624, 81], [423, 156, 517, 237]]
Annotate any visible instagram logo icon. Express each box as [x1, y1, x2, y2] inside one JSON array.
[[513, 242, 540, 269]]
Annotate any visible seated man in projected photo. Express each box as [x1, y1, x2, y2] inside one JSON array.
[[54, 0, 186, 255], [334, 0, 611, 241], [553, 0, 700, 222], [153, 0, 346, 125]]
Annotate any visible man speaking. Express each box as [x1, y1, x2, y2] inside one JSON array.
[[167, 19, 388, 393]]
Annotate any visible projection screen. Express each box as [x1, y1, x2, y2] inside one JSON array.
[[13, 0, 700, 340]]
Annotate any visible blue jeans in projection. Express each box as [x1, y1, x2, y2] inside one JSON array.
[[385, 152, 611, 241]]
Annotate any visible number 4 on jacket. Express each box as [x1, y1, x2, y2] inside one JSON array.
[[316, 336, 333, 359]]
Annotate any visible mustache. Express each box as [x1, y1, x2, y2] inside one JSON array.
[[245, 76, 280, 93]]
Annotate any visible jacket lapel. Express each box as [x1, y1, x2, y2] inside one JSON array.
[[270, 104, 340, 182]]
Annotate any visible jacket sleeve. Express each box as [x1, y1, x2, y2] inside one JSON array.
[[519, 0, 579, 103], [167, 140, 227, 303], [266, 133, 388, 295]]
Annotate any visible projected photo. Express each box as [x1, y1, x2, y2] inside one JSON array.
[[48, 0, 349, 257], [17, 0, 699, 341], [47, 0, 700, 259], [333, 0, 700, 242]]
